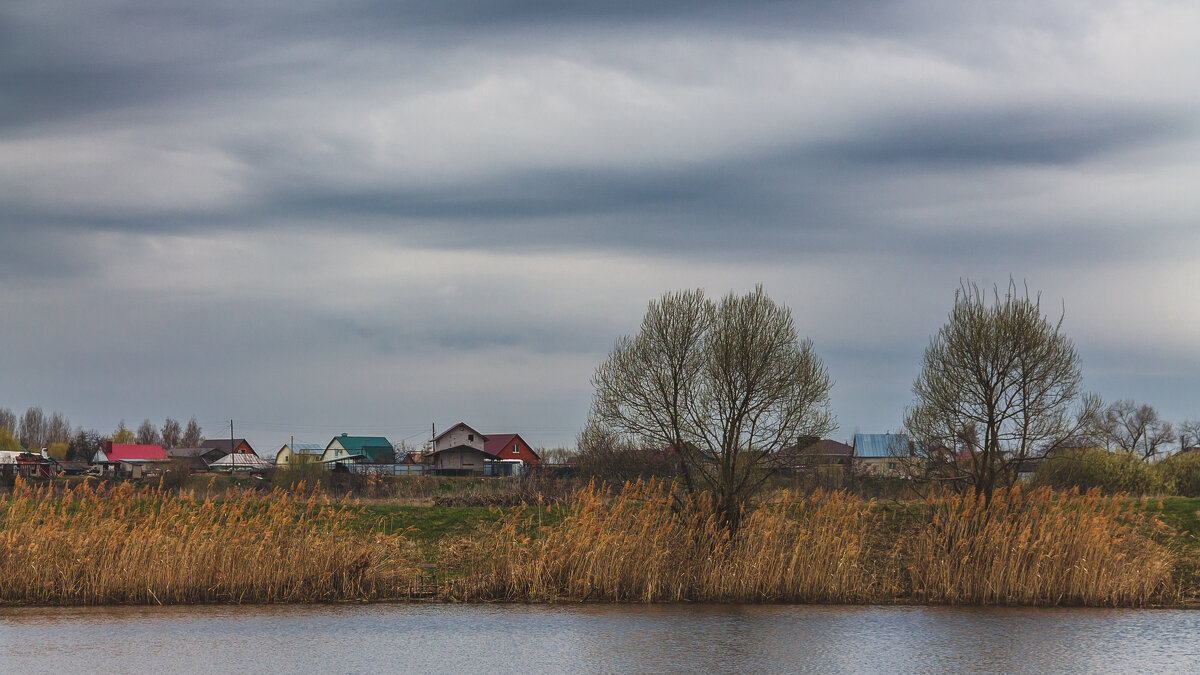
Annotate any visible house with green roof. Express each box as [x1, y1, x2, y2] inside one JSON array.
[[321, 434, 396, 466]]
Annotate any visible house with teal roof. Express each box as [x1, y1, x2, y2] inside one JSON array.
[[321, 434, 396, 466]]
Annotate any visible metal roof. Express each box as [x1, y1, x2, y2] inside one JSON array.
[[853, 434, 911, 458], [284, 443, 325, 455]]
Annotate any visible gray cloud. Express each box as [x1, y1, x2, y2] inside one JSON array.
[[1, 0, 1198, 449]]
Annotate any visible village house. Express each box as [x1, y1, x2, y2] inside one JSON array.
[[483, 433, 540, 467], [166, 446, 225, 465], [792, 439, 854, 470], [853, 433, 914, 477], [93, 442, 170, 478], [427, 422, 491, 474], [321, 434, 396, 468], [275, 442, 325, 465], [199, 438, 258, 459]]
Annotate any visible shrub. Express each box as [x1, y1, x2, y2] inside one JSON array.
[[1030, 448, 1169, 495], [1156, 451, 1200, 497]]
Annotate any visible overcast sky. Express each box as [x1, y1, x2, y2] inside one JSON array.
[[2, 0, 1198, 453]]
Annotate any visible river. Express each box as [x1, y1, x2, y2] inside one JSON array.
[[2, 603, 1198, 673]]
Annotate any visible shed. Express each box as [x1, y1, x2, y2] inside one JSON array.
[[209, 453, 272, 471]]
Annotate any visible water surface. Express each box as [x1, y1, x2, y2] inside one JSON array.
[[3, 603, 1198, 674]]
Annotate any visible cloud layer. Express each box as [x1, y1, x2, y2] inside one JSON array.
[[2, 0, 1198, 449]]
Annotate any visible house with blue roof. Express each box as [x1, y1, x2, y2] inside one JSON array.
[[853, 433, 913, 477]]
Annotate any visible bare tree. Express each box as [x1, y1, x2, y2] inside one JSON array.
[[1092, 400, 1175, 462], [46, 412, 71, 445], [68, 428, 104, 462], [18, 406, 47, 450], [161, 418, 182, 449], [575, 419, 677, 483], [182, 417, 203, 447], [905, 280, 1101, 500], [1179, 419, 1200, 451], [136, 418, 162, 446], [592, 286, 835, 530], [0, 407, 15, 434]]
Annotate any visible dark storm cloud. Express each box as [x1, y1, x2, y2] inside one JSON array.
[[830, 107, 1184, 168]]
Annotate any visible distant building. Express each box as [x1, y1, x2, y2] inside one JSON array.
[[167, 446, 226, 465], [853, 433, 913, 477], [428, 422, 491, 474], [794, 439, 854, 467], [199, 438, 258, 458], [93, 443, 170, 478], [275, 442, 325, 466], [483, 433, 540, 467], [321, 434, 396, 466], [95, 442, 169, 464]]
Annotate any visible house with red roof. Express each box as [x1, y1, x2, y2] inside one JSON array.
[[94, 442, 169, 478], [483, 433, 540, 467], [95, 442, 169, 463]]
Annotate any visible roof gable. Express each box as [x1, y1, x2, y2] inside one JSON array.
[[483, 433, 539, 460], [434, 422, 486, 443], [199, 438, 256, 455], [802, 439, 854, 456]]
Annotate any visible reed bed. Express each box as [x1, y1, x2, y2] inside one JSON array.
[[0, 479, 414, 605], [901, 486, 1175, 606], [449, 480, 888, 603], [450, 481, 1176, 606]]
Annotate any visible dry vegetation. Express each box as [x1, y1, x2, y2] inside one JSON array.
[[0, 477, 1183, 607], [449, 480, 1178, 606], [0, 478, 414, 605]]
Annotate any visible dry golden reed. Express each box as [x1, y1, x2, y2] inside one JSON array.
[[451, 481, 1175, 606], [450, 479, 887, 603], [0, 478, 413, 605], [901, 486, 1175, 606]]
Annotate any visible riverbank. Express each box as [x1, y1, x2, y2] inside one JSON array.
[[2, 479, 1197, 607]]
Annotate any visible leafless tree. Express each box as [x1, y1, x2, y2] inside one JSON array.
[[136, 418, 162, 446], [182, 417, 203, 447], [161, 418, 183, 449], [0, 408, 15, 434], [18, 406, 47, 450], [46, 412, 71, 445], [575, 419, 677, 483], [1179, 419, 1200, 451], [1092, 400, 1175, 462], [591, 286, 835, 530], [905, 280, 1101, 500]]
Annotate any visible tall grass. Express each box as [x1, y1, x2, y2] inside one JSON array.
[[902, 486, 1175, 605], [451, 481, 1176, 606], [450, 479, 888, 603], [0, 478, 414, 605]]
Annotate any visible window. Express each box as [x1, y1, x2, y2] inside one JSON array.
[[468, 434, 474, 441], [513, 444, 519, 455]]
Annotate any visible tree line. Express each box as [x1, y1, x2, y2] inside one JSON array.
[[0, 408, 204, 462]]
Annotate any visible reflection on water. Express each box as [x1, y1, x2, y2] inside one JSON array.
[[2, 603, 1199, 674]]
